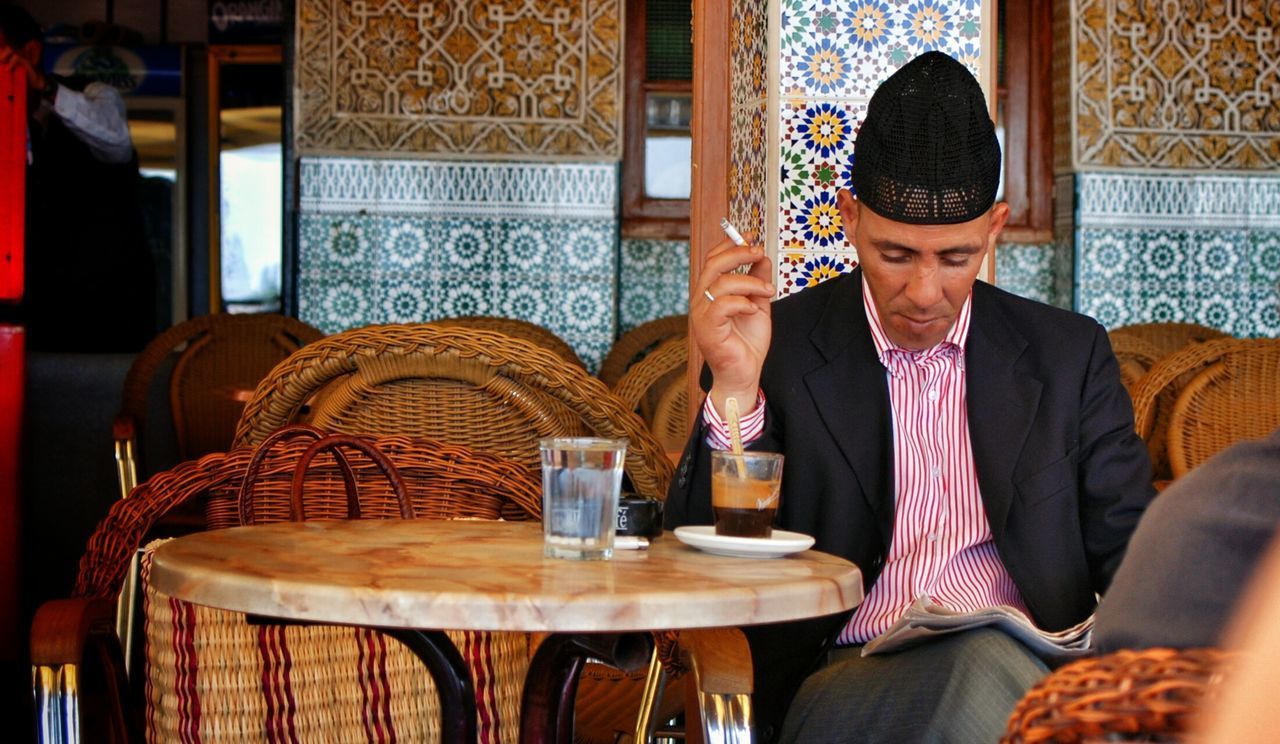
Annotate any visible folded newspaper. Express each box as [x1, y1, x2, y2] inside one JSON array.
[[861, 595, 1093, 661]]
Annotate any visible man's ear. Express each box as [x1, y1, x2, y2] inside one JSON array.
[[836, 188, 859, 247], [987, 202, 1010, 246]]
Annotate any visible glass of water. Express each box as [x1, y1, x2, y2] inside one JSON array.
[[539, 437, 628, 560]]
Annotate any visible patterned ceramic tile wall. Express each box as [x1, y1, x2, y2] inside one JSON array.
[[729, 0, 770, 239], [1074, 173, 1280, 337], [771, 0, 986, 296], [297, 157, 620, 370], [995, 243, 1071, 309], [619, 239, 690, 332], [1071, 0, 1280, 170], [295, 0, 623, 160]]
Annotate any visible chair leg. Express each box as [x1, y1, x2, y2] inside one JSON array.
[[521, 632, 654, 744], [633, 645, 670, 744]]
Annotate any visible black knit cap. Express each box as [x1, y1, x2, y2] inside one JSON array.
[[850, 51, 1001, 224]]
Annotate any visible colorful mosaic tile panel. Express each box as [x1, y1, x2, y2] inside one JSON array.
[[619, 239, 690, 332], [777, 250, 858, 298], [732, 0, 769, 108], [778, 99, 864, 258], [729, 101, 770, 240], [1075, 226, 1280, 337], [1073, 0, 1280, 170], [295, 0, 623, 160], [779, 0, 982, 99]]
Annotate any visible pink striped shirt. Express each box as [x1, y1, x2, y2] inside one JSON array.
[[701, 277, 1030, 645]]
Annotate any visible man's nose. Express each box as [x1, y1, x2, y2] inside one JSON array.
[[904, 265, 943, 308]]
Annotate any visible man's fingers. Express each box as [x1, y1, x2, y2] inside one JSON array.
[[704, 273, 775, 305]]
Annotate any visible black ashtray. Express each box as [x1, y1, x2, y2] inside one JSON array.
[[616, 495, 664, 538]]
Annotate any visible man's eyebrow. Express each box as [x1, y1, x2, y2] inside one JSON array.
[[870, 239, 984, 254]]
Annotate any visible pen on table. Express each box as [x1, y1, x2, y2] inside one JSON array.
[[614, 536, 650, 550]]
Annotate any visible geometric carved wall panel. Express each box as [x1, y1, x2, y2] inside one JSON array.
[[1074, 0, 1280, 170], [296, 0, 623, 160]]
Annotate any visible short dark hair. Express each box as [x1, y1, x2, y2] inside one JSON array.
[[0, 3, 42, 49]]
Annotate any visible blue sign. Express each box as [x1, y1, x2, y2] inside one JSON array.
[[208, 0, 284, 44], [44, 45, 183, 97]]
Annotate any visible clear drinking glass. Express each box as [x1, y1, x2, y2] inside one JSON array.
[[711, 450, 785, 538], [539, 437, 628, 559]]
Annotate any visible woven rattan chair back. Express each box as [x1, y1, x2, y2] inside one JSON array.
[[1128, 332, 1238, 482], [651, 372, 691, 453], [113, 313, 323, 499], [1109, 322, 1228, 360], [612, 335, 689, 451], [598, 314, 688, 387], [1002, 647, 1234, 743], [233, 324, 673, 500], [1164, 339, 1280, 479], [1108, 332, 1165, 402], [431, 315, 584, 369], [69, 434, 542, 742]]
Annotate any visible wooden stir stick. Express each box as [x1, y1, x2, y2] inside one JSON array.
[[725, 396, 749, 478]]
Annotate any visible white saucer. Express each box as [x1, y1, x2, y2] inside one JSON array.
[[673, 525, 815, 559]]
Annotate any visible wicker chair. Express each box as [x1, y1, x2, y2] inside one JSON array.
[[1163, 338, 1280, 479], [31, 430, 542, 743], [1132, 338, 1280, 482], [431, 315, 584, 369], [1108, 332, 1165, 403], [612, 335, 690, 452], [233, 323, 673, 501], [1002, 647, 1235, 743], [1109, 322, 1229, 361], [113, 313, 323, 500], [598, 314, 688, 388]]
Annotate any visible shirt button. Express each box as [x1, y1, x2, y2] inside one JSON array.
[[931, 466, 941, 478], [927, 388, 940, 402], [928, 533, 938, 543]]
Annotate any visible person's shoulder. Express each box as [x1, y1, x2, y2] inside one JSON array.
[[772, 272, 858, 325], [973, 280, 1102, 340]]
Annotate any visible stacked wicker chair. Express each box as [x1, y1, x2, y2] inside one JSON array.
[[1108, 323, 1229, 481], [612, 334, 690, 452], [233, 323, 672, 500], [1107, 332, 1166, 403], [31, 429, 543, 743], [113, 313, 323, 500], [430, 314, 585, 369], [598, 314, 688, 388], [231, 323, 676, 742], [1138, 337, 1280, 479]]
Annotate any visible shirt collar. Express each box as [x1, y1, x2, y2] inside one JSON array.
[[861, 275, 972, 366]]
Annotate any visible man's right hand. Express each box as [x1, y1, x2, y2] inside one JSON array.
[[693, 234, 774, 417]]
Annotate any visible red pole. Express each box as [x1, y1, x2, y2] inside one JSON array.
[[0, 325, 22, 661], [0, 60, 24, 301]]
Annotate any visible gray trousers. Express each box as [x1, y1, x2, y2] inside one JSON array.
[[778, 628, 1049, 744]]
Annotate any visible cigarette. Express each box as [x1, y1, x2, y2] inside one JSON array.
[[720, 218, 748, 246], [614, 536, 650, 550]]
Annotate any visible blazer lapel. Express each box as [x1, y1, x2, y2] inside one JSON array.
[[802, 272, 895, 545], [966, 283, 1041, 540]]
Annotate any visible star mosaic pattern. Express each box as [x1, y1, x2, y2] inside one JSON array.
[[296, 158, 622, 371]]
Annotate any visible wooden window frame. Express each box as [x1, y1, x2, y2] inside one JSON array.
[[621, 0, 692, 241], [997, 0, 1053, 244]]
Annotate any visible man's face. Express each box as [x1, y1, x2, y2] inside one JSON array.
[[837, 188, 1008, 351]]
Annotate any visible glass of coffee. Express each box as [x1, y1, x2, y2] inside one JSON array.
[[710, 450, 784, 538]]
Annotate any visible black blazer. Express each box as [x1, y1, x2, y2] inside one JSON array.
[[666, 270, 1155, 632]]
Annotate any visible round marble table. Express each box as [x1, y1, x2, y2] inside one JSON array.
[[150, 519, 863, 743]]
